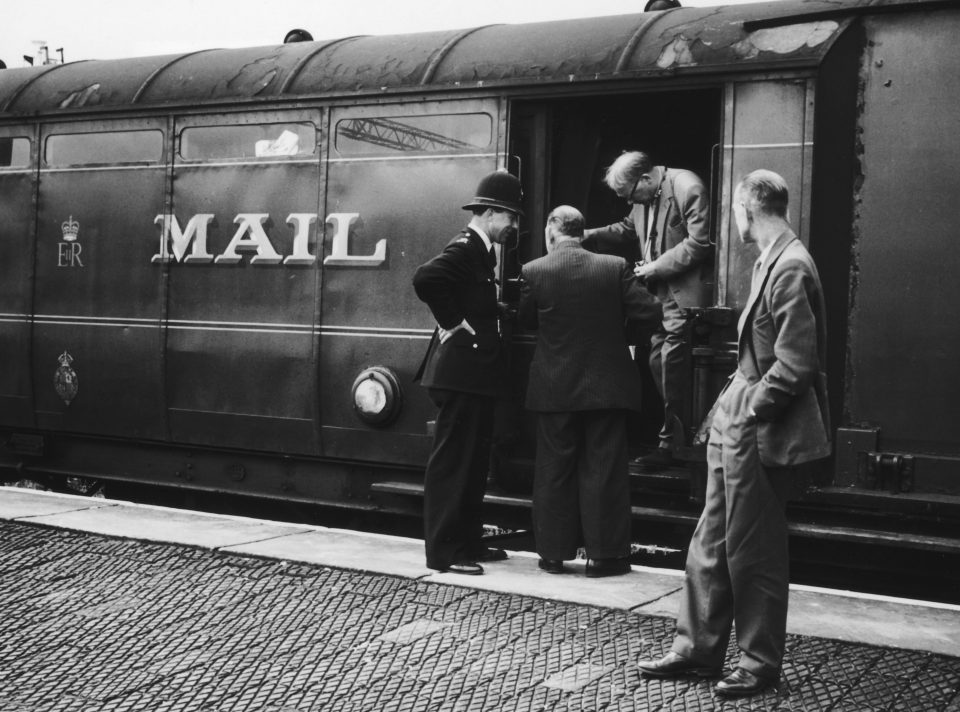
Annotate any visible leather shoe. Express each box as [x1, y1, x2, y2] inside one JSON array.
[[472, 547, 508, 562], [538, 558, 565, 574], [439, 562, 484, 575], [715, 668, 776, 697], [632, 447, 675, 471], [637, 652, 721, 679], [585, 557, 631, 578]]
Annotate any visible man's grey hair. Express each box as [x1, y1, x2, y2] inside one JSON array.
[[603, 150, 654, 193], [546, 205, 585, 238], [736, 169, 789, 218]]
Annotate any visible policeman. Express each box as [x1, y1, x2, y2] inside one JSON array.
[[413, 170, 523, 575]]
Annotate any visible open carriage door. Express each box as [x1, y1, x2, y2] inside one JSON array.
[[321, 99, 502, 467], [717, 79, 815, 314], [684, 78, 816, 500]]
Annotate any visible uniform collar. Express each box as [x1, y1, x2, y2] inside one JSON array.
[[469, 224, 493, 252]]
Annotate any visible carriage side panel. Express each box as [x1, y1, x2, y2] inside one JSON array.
[[320, 101, 500, 466], [31, 119, 168, 439], [0, 128, 36, 427]]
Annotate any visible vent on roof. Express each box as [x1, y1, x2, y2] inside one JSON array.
[[644, 0, 681, 10], [283, 29, 313, 44]]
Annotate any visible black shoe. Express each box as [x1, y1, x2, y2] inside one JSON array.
[[438, 562, 484, 575], [715, 668, 776, 697], [472, 547, 508, 562], [632, 447, 675, 471], [538, 558, 565, 574], [637, 652, 721, 679], [585, 557, 631, 578]]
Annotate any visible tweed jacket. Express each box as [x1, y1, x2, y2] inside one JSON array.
[[519, 240, 662, 412], [584, 167, 712, 309], [739, 229, 831, 466], [412, 228, 507, 398]]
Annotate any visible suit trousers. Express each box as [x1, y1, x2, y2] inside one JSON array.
[[671, 375, 792, 678], [423, 388, 495, 570], [649, 291, 688, 449], [532, 410, 632, 561]]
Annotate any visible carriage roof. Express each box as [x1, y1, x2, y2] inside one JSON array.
[[0, 0, 940, 117]]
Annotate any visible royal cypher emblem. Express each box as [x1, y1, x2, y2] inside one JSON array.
[[54, 351, 79, 405], [58, 215, 84, 268], [61, 215, 79, 241]]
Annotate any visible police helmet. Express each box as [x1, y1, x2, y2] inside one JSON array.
[[462, 170, 524, 217]]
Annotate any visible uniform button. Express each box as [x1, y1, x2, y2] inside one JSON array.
[[472, 343, 478, 349]]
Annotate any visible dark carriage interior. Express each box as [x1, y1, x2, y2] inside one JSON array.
[[498, 88, 722, 475], [507, 88, 722, 267]]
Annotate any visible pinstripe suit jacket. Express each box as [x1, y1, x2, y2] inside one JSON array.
[[519, 240, 662, 412]]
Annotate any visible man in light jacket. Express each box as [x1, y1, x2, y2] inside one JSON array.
[[584, 151, 712, 469], [637, 170, 830, 697]]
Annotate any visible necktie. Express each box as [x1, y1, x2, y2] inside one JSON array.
[[751, 257, 763, 293], [643, 205, 654, 261], [739, 258, 764, 338], [488, 246, 497, 269]]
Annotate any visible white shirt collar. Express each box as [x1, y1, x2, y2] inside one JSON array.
[[757, 239, 775, 271]]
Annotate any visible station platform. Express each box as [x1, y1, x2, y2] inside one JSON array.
[[2, 486, 958, 711]]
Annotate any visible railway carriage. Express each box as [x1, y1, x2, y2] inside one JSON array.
[[2, 0, 959, 566]]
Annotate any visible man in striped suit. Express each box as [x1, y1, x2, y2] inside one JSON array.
[[519, 206, 662, 576]]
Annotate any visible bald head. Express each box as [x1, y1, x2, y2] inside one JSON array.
[[546, 205, 585, 236], [544, 205, 585, 253]]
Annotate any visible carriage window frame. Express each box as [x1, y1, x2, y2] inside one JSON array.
[[334, 112, 493, 157], [178, 122, 317, 161], [0, 137, 31, 169], [44, 129, 164, 167]]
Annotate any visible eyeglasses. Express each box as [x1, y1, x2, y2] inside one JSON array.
[[619, 176, 642, 201]]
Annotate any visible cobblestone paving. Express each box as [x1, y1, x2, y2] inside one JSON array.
[[1, 521, 958, 711]]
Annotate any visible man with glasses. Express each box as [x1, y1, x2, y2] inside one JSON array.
[[584, 150, 712, 469]]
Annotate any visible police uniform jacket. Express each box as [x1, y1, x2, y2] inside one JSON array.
[[413, 228, 507, 398], [519, 240, 662, 412], [584, 167, 712, 309], [740, 229, 831, 466]]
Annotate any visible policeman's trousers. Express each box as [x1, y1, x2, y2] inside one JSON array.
[[423, 388, 494, 570]]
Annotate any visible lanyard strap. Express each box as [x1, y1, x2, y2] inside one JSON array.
[[644, 168, 667, 260]]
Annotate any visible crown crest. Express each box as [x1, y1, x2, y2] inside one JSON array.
[[61, 215, 79, 242], [58, 351, 74, 367]]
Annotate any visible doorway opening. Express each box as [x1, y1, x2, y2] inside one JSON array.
[[499, 88, 723, 479]]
